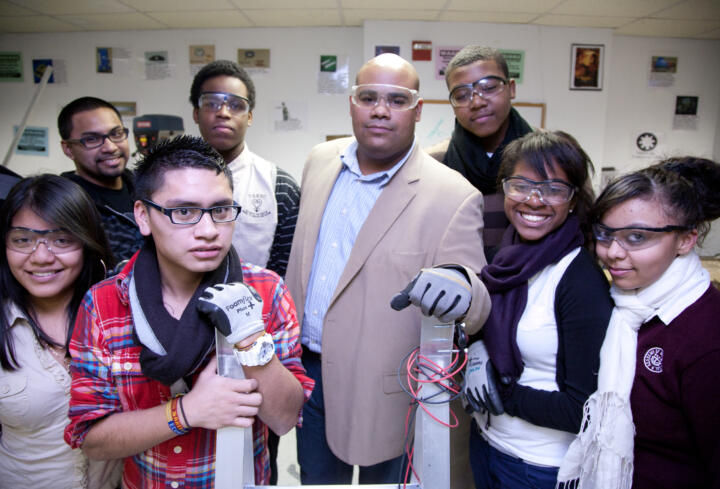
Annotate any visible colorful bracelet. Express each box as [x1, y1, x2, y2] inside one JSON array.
[[178, 395, 191, 429], [166, 394, 190, 436]]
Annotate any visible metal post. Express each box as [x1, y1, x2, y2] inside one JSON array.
[[230, 317, 451, 489]]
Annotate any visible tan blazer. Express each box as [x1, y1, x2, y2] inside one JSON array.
[[286, 137, 490, 466]]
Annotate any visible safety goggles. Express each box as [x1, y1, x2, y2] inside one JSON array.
[[198, 92, 251, 115], [350, 84, 420, 111], [502, 176, 576, 206], [6, 227, 82, 254], [593, 223, 691, 251], [449, 76, 509, 108]]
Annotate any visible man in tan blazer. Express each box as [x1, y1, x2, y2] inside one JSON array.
[[286, 53, 490, 485]]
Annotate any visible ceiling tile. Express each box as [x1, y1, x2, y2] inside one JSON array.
[[147, 10, 251, 28], [0, 14, 81, 32], [343, 0, 445, 7], [122, 0, 236, 12], [0, 1, 36, 15], [232, 0, 337, 7], [58, 12, 167, 30], [437, 11, 537, 23], [446, 0, 563, 14], [243, 8, 341, 26], [651, 0, 720, 20], [533, 14, 633, 28], [695, 27, 720, 38], [551, 0, 678, 18], [343, 9, 440, 25], [615, 18, 720, 37], [14, 0, 135, 16]]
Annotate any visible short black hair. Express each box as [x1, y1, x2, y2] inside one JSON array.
[[189, 60, 256, 111], [133, 135, 232, 202], [58, 97, 123, 140], [445, 46, 509, 86]]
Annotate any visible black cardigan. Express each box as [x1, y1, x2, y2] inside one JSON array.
[[502, 247, 613, 433]]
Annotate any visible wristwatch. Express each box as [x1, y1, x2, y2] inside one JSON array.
[[233, 332, 275, 367]]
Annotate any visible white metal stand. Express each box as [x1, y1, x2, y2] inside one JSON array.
[[215, 316, 453, 489]]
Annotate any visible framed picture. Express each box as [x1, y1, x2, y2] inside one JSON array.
[[570, 44, 604, 90]]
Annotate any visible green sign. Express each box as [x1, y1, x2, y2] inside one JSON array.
[[0, 51, 23, 82], [320, 55, 337, 72], [499, 49, 524, 84]]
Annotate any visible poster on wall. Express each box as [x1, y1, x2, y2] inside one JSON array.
[[673, 95, 698, 130], [648, 55, 677, 87], [435, 46, 462, 80], [318, 54, 349, 95], [569, 44, 603, 90], [0, 51, 23, 81], [13, 126, 49, 156], [32, 58, 66, 84], [272, 99, 307, 132], [111, 101, 137, 117], [412, 41, 432, 61], [375, 45, 400, 56], [237, 49, 270, 74], [499, 49, 524, 84], [189, 45, 215, 76], [96, 47, 112, 73], [144, 50, 171, 80]]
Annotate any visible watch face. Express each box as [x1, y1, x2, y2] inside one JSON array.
[[258, 340, 274, 362]]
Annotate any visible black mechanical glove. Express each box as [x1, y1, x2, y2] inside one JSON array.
[[464, 340, 504, 416], [390, 267, 471, 323]]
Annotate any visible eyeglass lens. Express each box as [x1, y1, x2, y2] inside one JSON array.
[[7, 228, 81, 254], [169, 206, 239, 224]]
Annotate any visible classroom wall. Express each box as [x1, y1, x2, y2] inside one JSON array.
[[0, 27, 363, 181], [1, 22, 718, 254]]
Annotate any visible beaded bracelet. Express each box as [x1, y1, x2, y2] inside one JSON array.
[[166, 395, 190, 436]]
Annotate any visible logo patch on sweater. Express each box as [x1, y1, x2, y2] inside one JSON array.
[[643, 347, 663, 373]]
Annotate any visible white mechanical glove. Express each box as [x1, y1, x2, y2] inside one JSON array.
[[197, 282, 265, 345], [391, 267, 471, 323], [464, 340, 504, 416]]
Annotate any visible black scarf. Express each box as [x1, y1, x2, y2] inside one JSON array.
[[132, 244, 243, 386], [479, 216, 584, 384], [443, 107, 533, 195]]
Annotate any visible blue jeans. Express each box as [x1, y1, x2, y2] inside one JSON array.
[[469, 420, 559, 489], [297, 350, 406, 485]]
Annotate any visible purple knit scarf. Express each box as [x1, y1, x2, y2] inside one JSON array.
[[480, 215, 584, 383]]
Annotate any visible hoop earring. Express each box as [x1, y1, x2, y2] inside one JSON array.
[[100, 259, 108, 277]]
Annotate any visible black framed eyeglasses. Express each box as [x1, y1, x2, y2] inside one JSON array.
[[142, 199, 241, 225], [199, 92, 251, 115], [502, 176, 576, 205], [64, 127, 129, 149], [593, 223, 691, 251], [6, 227, 82, 254], [449, 76, 509, 108]]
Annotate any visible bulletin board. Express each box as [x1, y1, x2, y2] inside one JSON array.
[[416, 100, 546, 148]]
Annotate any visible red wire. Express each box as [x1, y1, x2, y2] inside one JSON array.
[[401, 345, 468, 487]]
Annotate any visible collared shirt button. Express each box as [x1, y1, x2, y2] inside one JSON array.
[[170, 482, 179, 488], [112, 362, 121, 370], [313, 310, 318, 315], [124, 362, 133, 371], [320, 275, 326, 281], [173, 445, 182, 454], [331, 242, 338, 248]]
